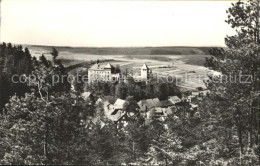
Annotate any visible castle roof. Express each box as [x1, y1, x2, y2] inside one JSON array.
[[104, 63, 112, 69], [141, 63, 149, 69], [89, 62, 112, 70], [89, 63, 101, 70]]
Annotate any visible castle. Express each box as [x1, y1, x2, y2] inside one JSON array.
[[88, 62, 151, 83], [88, 63, 120, 83]]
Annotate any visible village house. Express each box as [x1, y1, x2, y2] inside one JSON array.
[[81, 92, 95, 106], [137, 98, 161, 112], [138, 97, 179, 120], [146, 107, 174, 122], [168, 96, 182, 105], [199, 90, 210, 97], [190, 103, 198, 111], [182, 92, 200, 103], [181, 90, 211, 112], [84, 116, 106, 130], [160, 100, 174, 108], [191, 91, 200, 97], [104, 98, 129, 122]]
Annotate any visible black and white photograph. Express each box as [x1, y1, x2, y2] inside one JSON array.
[[0, 0, 259, 165]]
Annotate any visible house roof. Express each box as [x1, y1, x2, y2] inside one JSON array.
[[160, 100, 174, 107], [200, 90, 210, 96], [191, 92, 200, 96], [70, 92, 77, 99], [154, 107, 173, 117], [92, 117, 106, 129], [168, 96, 181, 104], [189, 96, 199, 103], [114, 99, 127, 110], [152, 98, 161, 106], [81, 92, 92, 100], [137, 100, 147, 111], [84, 116, 106, 129], [145, 99, 154, 108], [104, 102, 126, 122], [164, 107, 173, 115], [138, 100, 147, 106], [154, 107, 164, 114], [190, 103, 198, 108], [109, 110, 125, 121], [138, 98, 161, 109]]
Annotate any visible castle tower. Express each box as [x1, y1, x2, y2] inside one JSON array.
[[141, 63, 149, 79]]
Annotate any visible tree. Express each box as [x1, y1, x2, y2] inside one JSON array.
[[111, 64, 121, 74], [123, 116, 149, 163], [71, 69, 87, 93], [124, 96, 138, 115], [39, 54, 49, 68], [109, 82, 116, 96], [133, 85, 144, 101], [115, 83, 127, 99], [153, 82, 169, 100], [205, 0, 260, 164], [0, 92, 91, 164], [144, 82, 154, 99], [50, 47, 58, 63], [115, 65, 121, 73], [0, 43, 33, 112]]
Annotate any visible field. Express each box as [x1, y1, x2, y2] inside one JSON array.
[[25, 44, 216, 91], [116, 55, 211, 90]]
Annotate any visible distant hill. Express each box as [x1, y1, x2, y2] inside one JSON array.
[[24, 45, 214, 55]]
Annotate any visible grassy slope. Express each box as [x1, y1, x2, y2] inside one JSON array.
[[24, 44, 215, 67]]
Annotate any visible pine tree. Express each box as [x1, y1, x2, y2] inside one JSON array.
[[205, 0, 260, 164], [39, 54, 49, 68], [50, 47, 58, 64]]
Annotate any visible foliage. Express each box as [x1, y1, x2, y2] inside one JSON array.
[[0, 43, 32, 112], [204, 0, 260, 164]]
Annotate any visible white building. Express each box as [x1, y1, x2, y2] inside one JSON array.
[[88, 63, 120, 83], [132, 64, 152, 82]]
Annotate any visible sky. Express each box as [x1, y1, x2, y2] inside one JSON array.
[[1, 0, 236, 47]]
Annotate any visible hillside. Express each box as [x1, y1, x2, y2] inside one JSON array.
[[24, 45, 214, 56]]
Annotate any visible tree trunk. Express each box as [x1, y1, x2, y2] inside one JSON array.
[[44, 124, 49, 162], [133, 140, 136, 161], [257, 2, 260, 165], [236, 109, 244, 154], [249, 109, 253, 148]]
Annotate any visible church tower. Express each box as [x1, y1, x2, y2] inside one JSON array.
[[141, 63, 149, 79]]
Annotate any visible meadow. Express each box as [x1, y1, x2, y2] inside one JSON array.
[[25, 44, 214, 90]]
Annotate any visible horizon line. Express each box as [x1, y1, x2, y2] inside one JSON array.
[[8, 42, 226, 48]]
